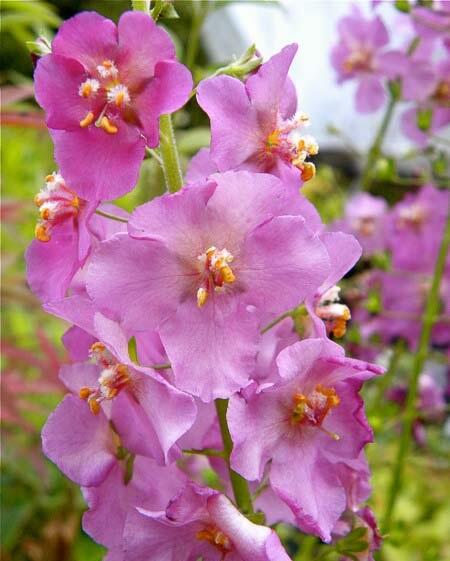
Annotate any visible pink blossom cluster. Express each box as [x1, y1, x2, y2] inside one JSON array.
[[332, 185, 450, 355], [331, 2, 450, 144], [27, 10, 384, 561]]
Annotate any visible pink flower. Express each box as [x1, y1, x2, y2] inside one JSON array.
[[387, 185, 449, 273], [197, 45, 318, 184], [34, 11, 192, 201], [42, 307, 197, 482], [26, 172, 128, 302], [331, 193, 387, 258], [331, 7, 398, 113], [86, 171, 331, 401], [82, 456, 186, 553], [228, 338, 382, 541], [122, 482, 292, 561]]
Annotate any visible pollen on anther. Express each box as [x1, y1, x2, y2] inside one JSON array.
[[78, 78, 100, 98], [97, 60, 118, 79], [107, 84, 130, 107], [99, 116, 118, 134], [80, 111, 95, 128], [35, 223, 51, 242]]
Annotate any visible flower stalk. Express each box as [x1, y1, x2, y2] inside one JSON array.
[[382, 211, 450, 534], [159, 113, 184, 193], [215, 398, 254, 515]]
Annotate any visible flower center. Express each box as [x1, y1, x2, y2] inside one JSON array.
[[315, 285, 351, 339], [196, 246, 235, 308], [77, 59, 132, 135], [352, 216, 377, 237], [342, 49, 373, 74], [196, 526, 232, 554], [34, 173, 81, 242], [79, 342, 131, 415], [261, 115, 318, 182], [290, 385, 340, 440], [397, 204, 427, 230]]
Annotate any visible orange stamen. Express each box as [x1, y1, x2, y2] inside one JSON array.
[[99, 116, 118, 134], [80, 111, 95, 128]]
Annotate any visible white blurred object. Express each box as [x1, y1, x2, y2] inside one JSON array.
[[202, 0, 413, 154]]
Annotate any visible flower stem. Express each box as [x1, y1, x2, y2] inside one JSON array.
[[95, 209, 128, 223], [382, 212, 450, 534], [159, 113, 184, 193], [183, 447, 225, 458], [215, 398, 254, 514], [185, 1, 209, 69]]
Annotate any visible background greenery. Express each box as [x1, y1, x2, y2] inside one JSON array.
[[1, 2, 448, 560]]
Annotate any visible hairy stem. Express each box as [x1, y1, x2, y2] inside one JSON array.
[[159, 114, 184, 193], [215, 398, 254, 514], [382, 212, 450, 534]]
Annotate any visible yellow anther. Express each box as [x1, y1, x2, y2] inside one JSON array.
[[40, 207, 51, 220], [219, 264, 235, 284], [45, 174, 54, 182], [80, 111, 95, 128], [72, 196, 80, 209], [197, 287, 208, 308], [35, 223, 50, 242], [301, 162, 316, 182], [102, 60, 113, 68], [316, 385, 341, 408], [115, 91, 125, 107], [79, 387, 92, 400], [196, 527, 232, 553], [34, 194, 44, 207], [90, 342, 106, 354], [89, 399, 101, 415], [80, 83, 92, 98], [99, 116, 118, 134]]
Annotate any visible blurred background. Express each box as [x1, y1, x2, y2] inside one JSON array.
[[1, 1, 449, 560]]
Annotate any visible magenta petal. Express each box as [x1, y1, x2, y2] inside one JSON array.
[[52, 12, 118, 73], [355, 76, 385, 113], [59, 362, 99, 394], [185, 148, 218, 183], [117, 11, 175, 84], [42, 395, 116, 486], [44, 294, 97, 335], [241, 216, 330, 317], [34, 54, 91, 130], [271, 443, 346, 542], [87, 234, 187, 331], [160, 299, 260, 402], [132, 374, 197, 462], [197, 75, 260, 170], [279, 76, 297, 120], [245, 44, 298, 118], [26, 227, 79, 303], [51, 126, 145, 201], [62, 325, 96, 361], [228, 392, 284, 481], [319, 232, 362, 293], [134, 60, 193, 146]]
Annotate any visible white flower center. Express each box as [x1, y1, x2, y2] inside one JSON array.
[[78, 78, 100, 98], [97, 59, 118, 79], [107, 84, 131, 107]]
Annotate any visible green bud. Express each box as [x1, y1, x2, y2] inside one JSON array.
[[212, 44, 263, 80], [417, 108, 432, 131], [394, 0, 411, 13], [26, 36, 52, 57]]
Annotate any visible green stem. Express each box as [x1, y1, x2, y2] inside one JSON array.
[[215, 398, 254, 514], [183, 447, 225, 458], [185, 1, 209, 69], [362, 93, 397, 189], [159, 113, 184, 193], [382, 212, 450, 534], [131, 0, 150, 12], [95, 209, 128, 223]]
